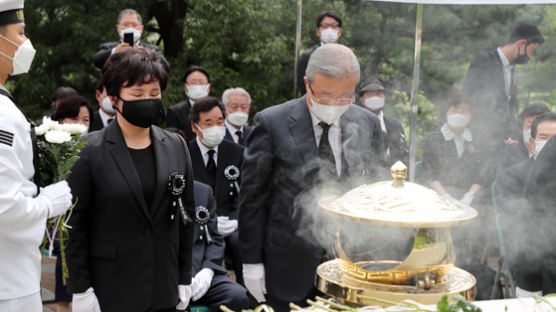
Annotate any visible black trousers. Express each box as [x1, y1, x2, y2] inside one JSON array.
[[191, 274, 250, 311], [225, 231, 244, 285]]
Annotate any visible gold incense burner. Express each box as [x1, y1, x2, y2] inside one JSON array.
[[315, 162, 478, 306]]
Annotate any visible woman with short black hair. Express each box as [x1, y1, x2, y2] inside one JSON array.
[[67, 48, 195, 312]]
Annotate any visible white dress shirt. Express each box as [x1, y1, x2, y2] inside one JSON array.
[[309, 110, 342, 176], [98, 108, 115, 127], [497, 47, 513, 96], [441, 123, 473, 159], [225, 119, 244, 144], [196, 136, 218, 166]]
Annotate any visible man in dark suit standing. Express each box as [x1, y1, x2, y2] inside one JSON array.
[[296, 11, 342, 95], [185, 181, 250, 311], [187, 97, 245, 286], [92, 9, 169, 70], [89, 81, 116, 132], [240, 43, 385, 311], [359, 77, 408, 166], [222, 87, 253, 146], [167, 66, 211, 141], [463, 23, 544, 185]]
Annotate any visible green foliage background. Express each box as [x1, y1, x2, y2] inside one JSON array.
[[10, 1, 556, 159]]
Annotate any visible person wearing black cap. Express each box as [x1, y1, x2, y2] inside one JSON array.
[[0, 0, 73, 311], [359, 77, 408, 166], [463, 23, 544, 186]]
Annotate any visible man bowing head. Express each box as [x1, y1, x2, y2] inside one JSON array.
[[239, 43, 384, 311]]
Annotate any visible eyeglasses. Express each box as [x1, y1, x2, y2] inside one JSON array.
[[319, 23, 340, 29], [308, 83, 353, 106]]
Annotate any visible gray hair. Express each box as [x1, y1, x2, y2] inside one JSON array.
[[305, 43, 360, 84], [222, 87, 252, 106], [117, 9, 142, 25]]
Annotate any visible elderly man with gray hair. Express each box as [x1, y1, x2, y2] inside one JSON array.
[[238, 43, 384, 311], [222, 87, 253, 146]]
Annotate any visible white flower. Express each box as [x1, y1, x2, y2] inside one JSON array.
[[59, 123, 87, 135], [45, 130, 71, 144], [41, 116, 60, 131], [34, 124, 49, 136]]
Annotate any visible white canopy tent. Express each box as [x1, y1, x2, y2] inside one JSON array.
[[292, 0, 556, 181]]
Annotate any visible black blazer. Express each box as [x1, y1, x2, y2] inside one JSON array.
[[167, 100, 196, 141], [463, 50, 519, 146], [192, 181, 226, 275], [188, 139, 244, 219], [238, 96, 385, 302], [89, 110, 104, 132], [92, 41, 170, 71], [67, 121, 195, 312], [296, 45, 319, 95], [223, 125, 253, 146], [384, 115, 409, 166]]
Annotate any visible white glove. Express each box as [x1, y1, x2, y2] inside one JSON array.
[[72, 287, 101, 312], [191, 268, 214, 301], [243, 263, 266, 303], [217, 216, 238, 237], [442, 193, 457, 202], [516, 286, 542, 298], [460, 191, 475, 206], [176, 284, 192, 310], [39, 180, 72, 218]]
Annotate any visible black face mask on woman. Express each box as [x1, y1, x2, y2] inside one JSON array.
[[116, 97, 166, 128]]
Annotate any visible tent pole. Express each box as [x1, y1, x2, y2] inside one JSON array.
[[408, 3, 423, 182], [293, 0, 303, 98]]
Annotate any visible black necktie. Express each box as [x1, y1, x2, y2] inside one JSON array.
[[236, 130, 244, 145], [107, 118, 113, 124], [318, 122, 337, 177], [206, 150, 216, 188]]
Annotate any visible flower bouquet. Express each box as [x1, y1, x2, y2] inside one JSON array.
[[35, 117, 88, 284]]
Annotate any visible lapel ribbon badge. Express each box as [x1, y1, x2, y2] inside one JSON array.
[[195, 205, 213, 244], [168, 171, 191, 225], [224, 165, 240, 193]]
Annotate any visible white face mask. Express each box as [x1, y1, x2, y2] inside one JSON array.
[[310, 97, 350, 125], [534, 140, 547, 158], [0, 36, 36, 75], [227, 112, 248, 126], [119, 27, 141, 43], [186, 85, 210, 101], [197, 124, 226, 148], [320, 28, 339, 44], [101, 96, 116, 114], [364, 96, 385, 111], [447, 114, 470, 129], [523, 129, 531, 144]]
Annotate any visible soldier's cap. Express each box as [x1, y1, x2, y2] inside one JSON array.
[[359, 77, 384, 95], [0, 0, 24, 26]]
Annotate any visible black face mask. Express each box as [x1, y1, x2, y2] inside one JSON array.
[[116, 97, 166, 128], [513, 44, 530, 65]]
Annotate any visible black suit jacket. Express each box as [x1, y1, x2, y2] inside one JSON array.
[[89, 110, 104, 132], [67, 121, 195, 312], [92, 41, 170, 71], [516, 135, 556, 293], [239, 96, 385, 301], [167, 100, 196, 141], [463, 50, 519, 147], [188, 139, 244, 219], [223, 125, 253, 146], [384, 115, 409, 166], [192, 181, 227, 275], [296, 45, 319, 95]]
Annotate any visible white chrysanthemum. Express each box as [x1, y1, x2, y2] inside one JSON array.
[[45, 130, 71, 144], [34, 124, 49, 136], [59, 123, 87, 135], [41, 116, 60, 131]]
